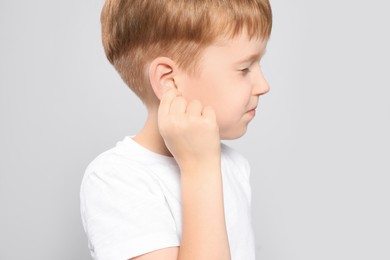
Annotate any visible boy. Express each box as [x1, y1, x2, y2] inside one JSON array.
[[80, 0, 272, 259]]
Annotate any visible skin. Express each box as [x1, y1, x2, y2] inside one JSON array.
[[131, 33, 269, 260]]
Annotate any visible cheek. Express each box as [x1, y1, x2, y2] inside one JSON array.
[[206, 83, 250, 115], [179, 76, 206, 101], [180, 76, 216, 105], [179, 73, 250, 114]]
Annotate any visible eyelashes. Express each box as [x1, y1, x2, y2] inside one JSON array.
[[240, 68, 251, 75], [239, 61, 262, 76]]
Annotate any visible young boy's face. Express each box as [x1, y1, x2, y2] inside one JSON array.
[[176, 33, 270, 140]]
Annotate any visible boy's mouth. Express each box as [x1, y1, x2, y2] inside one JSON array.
[[246, 106, 257, 117]]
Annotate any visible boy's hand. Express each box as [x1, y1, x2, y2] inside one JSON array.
[[158, 88, 221, 170]]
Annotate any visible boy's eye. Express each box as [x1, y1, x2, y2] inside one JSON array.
[[240, 68, 250, 75]]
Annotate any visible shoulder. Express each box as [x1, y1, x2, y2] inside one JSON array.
[[80, 138, 181, 259], [80, 148, 165, 202], [81, 136, 175, 194]]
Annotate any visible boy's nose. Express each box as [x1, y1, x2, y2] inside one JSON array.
[[253, 68, 270, 96]]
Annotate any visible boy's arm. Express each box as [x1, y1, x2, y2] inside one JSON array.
[[159, 89, 231, 260], [131, 89, 230, 260]]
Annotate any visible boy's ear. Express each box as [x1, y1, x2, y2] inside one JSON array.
[[149, 57, 178, 100]]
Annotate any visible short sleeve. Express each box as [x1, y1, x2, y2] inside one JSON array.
[[80, 163, 180, 260]]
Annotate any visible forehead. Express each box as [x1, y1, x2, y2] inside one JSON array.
[[201, 33, 268, 63]]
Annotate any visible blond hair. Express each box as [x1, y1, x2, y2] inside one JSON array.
[[101, 0, 272, 103]]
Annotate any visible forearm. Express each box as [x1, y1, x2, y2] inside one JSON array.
[[157, 89, 229, 259], [177, 161, 231, 260]]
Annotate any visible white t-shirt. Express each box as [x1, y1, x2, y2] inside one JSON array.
[[80, 136, 255, 260]]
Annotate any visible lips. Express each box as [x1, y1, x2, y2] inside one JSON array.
[[247, 105, 257, 113], [247, 107, 257, 117]]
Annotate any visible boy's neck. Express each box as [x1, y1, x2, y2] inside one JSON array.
[[132, 111, 173, 157]]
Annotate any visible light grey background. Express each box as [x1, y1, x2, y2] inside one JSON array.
[[1, 0, 389, 259]]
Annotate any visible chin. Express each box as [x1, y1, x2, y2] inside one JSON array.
[[220, 127, 247, 140]]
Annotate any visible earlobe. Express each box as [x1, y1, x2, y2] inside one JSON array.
[[149, 57, 178, 100]]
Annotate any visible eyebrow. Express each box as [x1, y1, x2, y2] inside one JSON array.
[[236, 49, 267, 64]]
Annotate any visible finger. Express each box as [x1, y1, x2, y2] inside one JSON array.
[[158, 88, 179, 118], [187, 99, 203, 117], [170, 96, 187, 115]]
